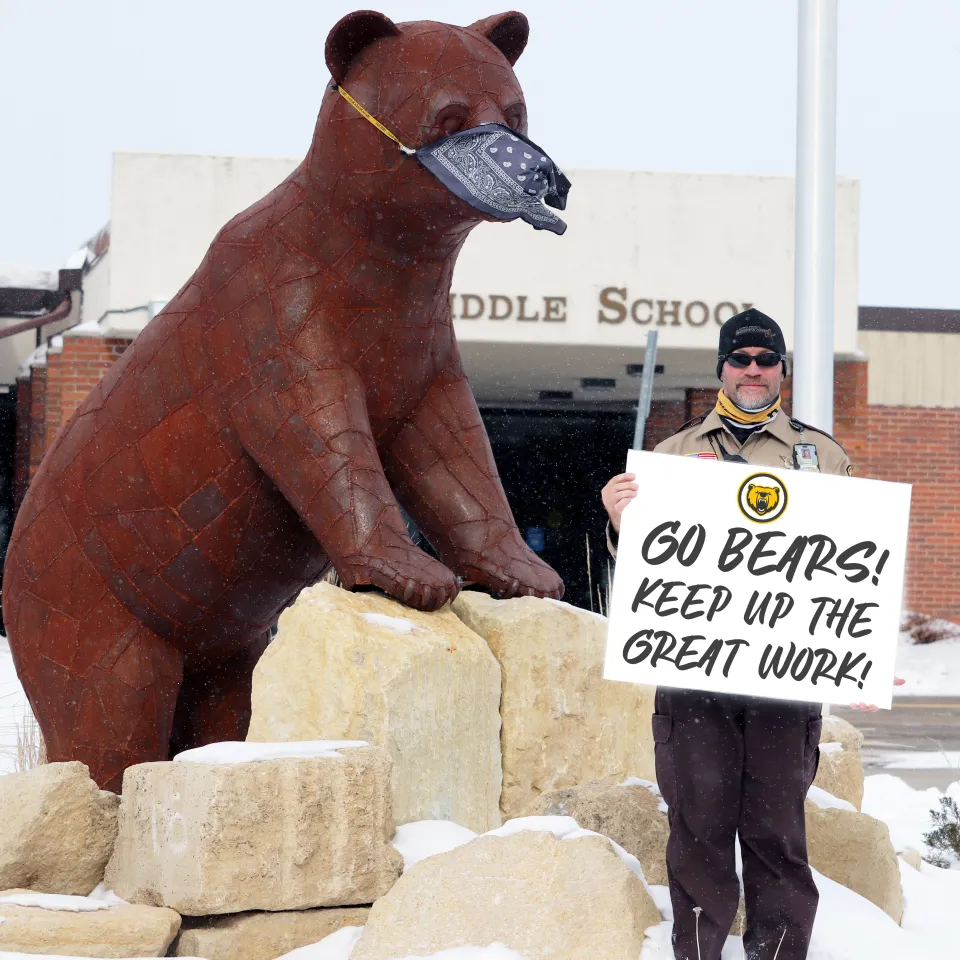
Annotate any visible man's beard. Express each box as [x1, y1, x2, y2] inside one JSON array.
[[733, 383, 778, 411]]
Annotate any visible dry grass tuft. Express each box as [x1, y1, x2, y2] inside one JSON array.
[[15, 713, 46, 772]]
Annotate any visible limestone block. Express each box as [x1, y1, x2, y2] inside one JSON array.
[[530, 779, 670, 886], [247, 582, 501, 832], [0, 890, 180, 957], [176, 906, 369, 960], [104, 748, 402, 915], [0, 761, 119, 895], [805, 800, 903, 923], [351, 830, 660, 960], [814, 715, 865, 811], [451, 592, 656, 817]]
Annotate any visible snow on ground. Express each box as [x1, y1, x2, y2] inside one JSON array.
[[173, 740, 367, 764], [806, 784, 857, 811], [278, 925, 365, 960], [897, 858, 960, 952], [0, 893, 112, 911], [643, 866, 913, 959], [880, 751, 960, 770], [862, 773, 960, 857], [391, 949, 526, 960], [275, 928, 524, 960], [360, 612, 417, 634], [393, 820, 478, 870], [643, 862, 959, 959], [85, 883, 128, 906], [896, 631, 960, 696], [0, 886, 128, 913]]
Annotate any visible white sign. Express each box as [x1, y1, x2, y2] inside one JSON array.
[[603, 451, 912, 708]]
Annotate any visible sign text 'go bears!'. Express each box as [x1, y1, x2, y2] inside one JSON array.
[[603, 451, 912, 708]]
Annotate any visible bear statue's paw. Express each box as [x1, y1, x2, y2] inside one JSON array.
[[337, 548, 460, 612], [457, 541, 564, 601]]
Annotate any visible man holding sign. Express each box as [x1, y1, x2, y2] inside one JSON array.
[[601, 309, 910, 960]]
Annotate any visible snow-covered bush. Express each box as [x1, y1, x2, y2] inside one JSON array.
[[923, 796, 960, 868], [901, 612, 960, 645]]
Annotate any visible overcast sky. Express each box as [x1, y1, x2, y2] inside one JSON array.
[[1, 0, 958, 308]]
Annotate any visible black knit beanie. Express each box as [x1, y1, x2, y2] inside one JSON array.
[[716, 308, 788, 379]]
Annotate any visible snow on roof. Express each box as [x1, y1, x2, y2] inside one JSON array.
[[0, 265, 58, 291], [63, 318, 105, 339], [18, 344, 48, 378]]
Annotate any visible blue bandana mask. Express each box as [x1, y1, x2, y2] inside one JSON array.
[[335, 86, 572, 235]]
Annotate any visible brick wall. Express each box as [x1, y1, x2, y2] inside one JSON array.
[[28, 366, 47, 482], [644, 399, 687, 450], [45, 336, 130, 446], [13, 377, 30, 512], [866, 407, 960, 621], [22, 336, 131, 484]]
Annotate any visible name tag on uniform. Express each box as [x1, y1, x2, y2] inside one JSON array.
[[793, 443, 820, 472]]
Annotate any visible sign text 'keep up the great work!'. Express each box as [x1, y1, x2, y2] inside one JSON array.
[[603, 451, 912, 708]]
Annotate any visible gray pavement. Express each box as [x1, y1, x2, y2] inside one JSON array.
[[833, 698, 960, 790]]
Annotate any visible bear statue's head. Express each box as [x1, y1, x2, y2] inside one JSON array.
[[306, 10, 546, 256]]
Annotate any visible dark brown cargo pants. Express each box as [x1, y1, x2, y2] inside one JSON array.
[[653, 688, 822, 960]]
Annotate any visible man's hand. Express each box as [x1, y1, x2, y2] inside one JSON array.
[[850, 676, 905, 712], [602, 472, 639, 532]]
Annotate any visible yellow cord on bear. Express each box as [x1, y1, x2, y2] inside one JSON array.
[[334, 85, 416, 155]]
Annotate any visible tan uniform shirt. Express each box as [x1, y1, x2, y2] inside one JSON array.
[[607, 409, 851, 558]]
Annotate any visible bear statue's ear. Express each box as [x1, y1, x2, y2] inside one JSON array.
[[467, 11, 529, 66], [325, 10, 401, 84]]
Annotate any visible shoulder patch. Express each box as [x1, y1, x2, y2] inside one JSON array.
[[788, 417, 849, 455]]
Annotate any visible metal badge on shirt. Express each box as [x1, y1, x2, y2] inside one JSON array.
[[793, 443, 820, 472]]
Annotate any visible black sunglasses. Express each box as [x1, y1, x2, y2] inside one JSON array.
[[725, 351, 783, 369]]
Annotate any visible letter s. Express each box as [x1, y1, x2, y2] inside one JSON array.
[[598, 287, 627, 324]]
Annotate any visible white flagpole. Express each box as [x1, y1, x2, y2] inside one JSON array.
[[792, 0, 838, 434]]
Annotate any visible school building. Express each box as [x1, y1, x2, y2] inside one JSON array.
[[1, 153, 957, 617]]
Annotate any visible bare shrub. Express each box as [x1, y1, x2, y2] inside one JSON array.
[[15, 712, 46, 772]]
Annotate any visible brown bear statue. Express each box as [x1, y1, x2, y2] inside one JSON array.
[[2, 9, 564, 792]]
